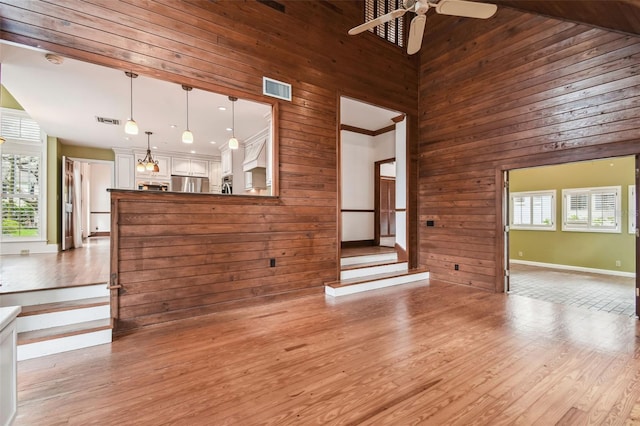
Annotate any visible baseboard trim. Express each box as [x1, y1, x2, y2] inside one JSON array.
[[510, 259, 636, 278]]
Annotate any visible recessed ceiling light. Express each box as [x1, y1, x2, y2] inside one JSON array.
[[210, 141, 216, 144], [170, 124, 177, 129], [45, 53, 64, 65], [218, 106, 227, 111], [123, 136, 130, 141], [190, 150, 196, 154], [226, 127, 232, 132], [152, 146, 158, 149]]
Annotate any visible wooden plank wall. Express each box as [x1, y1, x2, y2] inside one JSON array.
[[418, 8, 640, 292], [0, 0, 419, 331]]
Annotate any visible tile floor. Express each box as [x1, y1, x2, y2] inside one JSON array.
[[509, 263, 636, 317]]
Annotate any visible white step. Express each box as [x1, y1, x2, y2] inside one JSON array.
[[326, 270, 430, 297], [17, 304, 110, 333], [18, 327, 112, 361], [340, 252, 397, 267], [340, 262, 408, 280], [1, 283, 108, 307]]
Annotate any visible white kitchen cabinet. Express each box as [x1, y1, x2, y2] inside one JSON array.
[[172, 157, 209, 177], [220, 148, 232, 177], [115, 152, 135, 189], [0, 306, 20, 426], [209, 160, 222, 193]]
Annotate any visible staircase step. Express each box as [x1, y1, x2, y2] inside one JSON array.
[[1, 283, 109, 307], [326, 268, 430, 297], [17, 297, 111, 333], [17, 318, 112, 361], [340, 252, 397, 267], [18, 318, 112, 345], [19, 297, 109, 317], [340, 261, 408, 280]]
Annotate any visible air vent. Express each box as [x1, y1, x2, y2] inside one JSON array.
[[96, 116, 121, 125], [263, 77, 292, 101]]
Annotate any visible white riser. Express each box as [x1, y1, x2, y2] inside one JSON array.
[[18, 329, 112, 361], [1, 284, 108, 307], [326, 272, 430, 297], [340, 262, 408, 280], [17, 305, 110, 333], [341, 253, 397, 267]]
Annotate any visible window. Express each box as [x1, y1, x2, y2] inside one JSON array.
[[562, 186, 621, 233], [510, 190, 555, 230], [1, 109, 45, 240], [365, 0, 404, 47], [630, 185, 636, 234]]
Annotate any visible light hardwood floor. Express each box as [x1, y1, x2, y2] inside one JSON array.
[[14, 278, 640, 425], [0, 236, 110, 293]]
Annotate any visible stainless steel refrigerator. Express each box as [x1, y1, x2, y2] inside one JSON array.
[[171, 175, 210, 193]]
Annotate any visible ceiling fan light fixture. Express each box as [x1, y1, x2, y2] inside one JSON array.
[[228, 96, 239, 150], [124, 71, 139, 135], [181, 85, 194, 144]]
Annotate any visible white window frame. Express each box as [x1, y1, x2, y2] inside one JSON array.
[[630, 185, 636, 234], [562, 186, 621, 233], [1, 108, 47, 242], [510, 190, 556, 231]]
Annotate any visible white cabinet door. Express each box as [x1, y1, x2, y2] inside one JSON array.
[[221, 149, 232, 176], [190, 159, 209, 177], [209, 160, 221, 193], [115, 153, 135, 189], [172, 157, 191, 175]]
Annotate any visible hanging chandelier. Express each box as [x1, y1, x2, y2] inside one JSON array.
[[137, 131, 159, 172]]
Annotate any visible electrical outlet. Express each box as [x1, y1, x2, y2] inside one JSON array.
[[270, 258, 276, 267], [518, 251, 523, 257], [615, 260, 621, 267], [454, 264, 459, 271], [20, 249, 30, 255]]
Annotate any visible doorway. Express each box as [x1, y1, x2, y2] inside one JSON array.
[[61, 156, 114, 251], [338, 96, 407, 263], [503, 156, 638, 317]]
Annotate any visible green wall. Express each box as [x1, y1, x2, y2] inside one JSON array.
[[510, 156, 636, 273], [1, 85, 23, 109]]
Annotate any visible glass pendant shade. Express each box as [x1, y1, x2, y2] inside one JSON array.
[[153, 163, 160, 173], [182, 129, 193, 144], [182, 85, 193, 143], [125, 118, 139, 135], [124, 71, 138, 135], [228, 96, 239, 150], [136, 162, 145, 172], [145, 162, 155, 171]]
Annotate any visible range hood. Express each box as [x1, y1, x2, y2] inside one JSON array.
[[243, 138, 266, 172]]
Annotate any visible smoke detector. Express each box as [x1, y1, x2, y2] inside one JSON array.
[[45, 53, 64, 65]]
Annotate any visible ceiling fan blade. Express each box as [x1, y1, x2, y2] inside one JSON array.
[[407, 14, 427, 55], [348, 8, 407, 35], [435, 0, 497, 19]]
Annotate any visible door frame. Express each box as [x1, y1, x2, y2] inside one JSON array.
[[498, 154, 639, 318]]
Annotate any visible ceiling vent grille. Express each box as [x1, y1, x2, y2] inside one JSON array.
[[96, 116, 121, 125]]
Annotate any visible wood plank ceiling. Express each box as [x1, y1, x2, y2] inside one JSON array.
[[492, 0, 640, 36]]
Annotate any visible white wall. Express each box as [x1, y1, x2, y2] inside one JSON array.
[[341, 130, 395, 242], [89, 163, 112, 233]]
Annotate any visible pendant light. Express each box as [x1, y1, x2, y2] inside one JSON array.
[[228, 96, 239, 150], [124, 71, 139, 135], [137, 131, 159, 172], [181, 85, 194, 143]]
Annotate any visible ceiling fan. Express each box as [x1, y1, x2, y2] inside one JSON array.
[[348, 0, 498, 55]]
